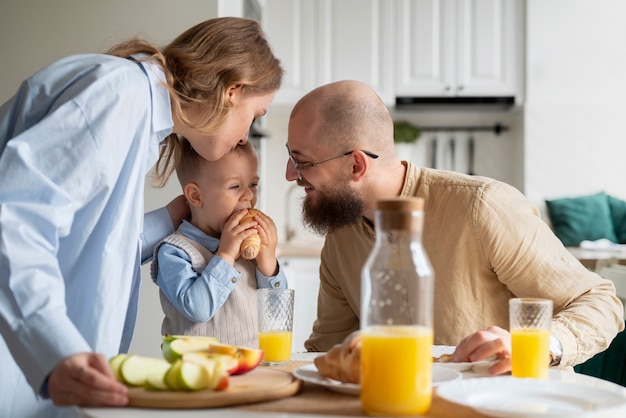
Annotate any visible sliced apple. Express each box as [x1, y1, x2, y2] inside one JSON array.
[[168, 354, 229, 391], [161, 335, 219, 363], [208, 359, 229, 391], [236, 346, 264, 375], [179, 360, 211, 391], [207, 343, 264, 375], [206, 342, 238, 356], [109, 353, 130, 382], [184, 351, 238, 375], [164, 359, 184, 390], [119, 355, 171, 387], [145, 370, 169, 391]]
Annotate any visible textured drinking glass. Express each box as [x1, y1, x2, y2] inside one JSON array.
[[257, 288, 294, 365], [509, 298, 552, 379]]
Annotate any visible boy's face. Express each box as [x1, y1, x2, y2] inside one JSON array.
[[191, 150, 259, 237]]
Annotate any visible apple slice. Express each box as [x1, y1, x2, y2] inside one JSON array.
[[164, 359, 184, 390], [179, 360, 211, 391], [184, 351, 238, 375], [207, 343, 264, 375], [109, 353, 130, 382], [208, 358, 229, 391], [161, 335, 219, 363], [236, 346, 264, 375], [168, 354, 230, 391], [119, 355, 171, 387], [145, 370, 169, 391]]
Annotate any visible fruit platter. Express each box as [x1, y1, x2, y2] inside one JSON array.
[[110, 335, 301, 408]]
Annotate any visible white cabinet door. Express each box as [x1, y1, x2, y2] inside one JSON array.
[[265, 0, 395, 105], [264, 0, 318, 105], [455, 0, 519, 96], [396, 0, 456, 96], [396, 0, 521, 98]]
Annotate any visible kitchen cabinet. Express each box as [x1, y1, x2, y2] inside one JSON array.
[[279, 256, 321, 352], [264, 0, 523, 106], [264, 0, 396, 105], [395, 0, 522, 99]]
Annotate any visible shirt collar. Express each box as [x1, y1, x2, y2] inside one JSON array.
[[130, 54, 173, 142], [177, 220, 220, 253]]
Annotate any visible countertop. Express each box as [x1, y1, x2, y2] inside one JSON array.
[[277, 240, 324, 258], [80, 352, 626, 418], [567, 245, 626, 269]]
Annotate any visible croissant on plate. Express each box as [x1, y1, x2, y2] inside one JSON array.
[[240, 209, 261, 260], [314, 331, 362, 384]]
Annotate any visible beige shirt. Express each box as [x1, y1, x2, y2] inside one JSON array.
[[305, 162, 624, 367]]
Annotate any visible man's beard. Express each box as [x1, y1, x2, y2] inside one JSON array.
[[301, 184, 364, 236]]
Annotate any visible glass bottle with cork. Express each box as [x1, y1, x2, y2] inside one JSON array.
[[360, 197, 434, 416]]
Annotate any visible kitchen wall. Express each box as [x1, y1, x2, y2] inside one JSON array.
[[523, 0, 626, 211]]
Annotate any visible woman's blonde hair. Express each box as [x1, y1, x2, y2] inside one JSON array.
[[107, 17, 283, 186]]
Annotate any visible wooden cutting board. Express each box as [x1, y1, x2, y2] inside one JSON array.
[[128, 367, 302, 409]]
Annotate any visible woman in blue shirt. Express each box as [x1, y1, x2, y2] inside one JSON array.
[[0, 17, 283, 418]]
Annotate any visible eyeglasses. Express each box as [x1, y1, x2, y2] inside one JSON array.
[[286, 143, 379, 181]]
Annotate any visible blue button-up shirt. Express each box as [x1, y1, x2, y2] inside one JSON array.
[[0, 53, 174, 418], [155, 220, 287, 323]]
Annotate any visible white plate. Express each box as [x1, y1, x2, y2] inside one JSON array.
[[436, 376, 626, 417], [432, 345, 497, 372], [292, 363, 462, 396]]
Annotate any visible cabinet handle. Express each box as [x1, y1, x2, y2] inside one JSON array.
[[457, 85, 464, 91], [445, 85, 451, 91]]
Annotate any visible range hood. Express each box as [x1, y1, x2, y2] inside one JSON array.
[[395, 96, 515, 111]]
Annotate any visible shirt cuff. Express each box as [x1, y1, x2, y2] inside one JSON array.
[[549, 335, 563, 366]]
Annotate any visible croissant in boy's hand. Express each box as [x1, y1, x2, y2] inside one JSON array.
[[240, 209, 262, 260]]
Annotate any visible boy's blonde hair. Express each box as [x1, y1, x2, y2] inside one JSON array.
[[107, 17, 282, 186], [175, 139, 257, 188]]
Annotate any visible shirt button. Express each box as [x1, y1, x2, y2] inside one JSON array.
[[231, 277, 238, 283], [274, 282, 280, 288]]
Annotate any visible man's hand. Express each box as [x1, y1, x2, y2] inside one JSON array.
[[452, 326, 512, 375], [48, 352, 128, 407]]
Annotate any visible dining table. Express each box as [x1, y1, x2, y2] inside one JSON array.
[[80, 351, 626, 418]]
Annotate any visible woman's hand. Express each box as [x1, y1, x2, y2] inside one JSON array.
[[166, 195, 190, 229], [452, 326, 512, 375], [48, 352, 128, 407]]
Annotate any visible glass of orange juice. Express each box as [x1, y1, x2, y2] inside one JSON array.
[[257, 288, 294, 365], [509, 298, 552, 379]]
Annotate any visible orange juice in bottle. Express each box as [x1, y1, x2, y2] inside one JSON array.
[[361, 198, 434, 416], [511, 328, 550, 378], [361, 326, 433, 415]]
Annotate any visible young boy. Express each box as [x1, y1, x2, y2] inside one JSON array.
[[151, 139, 287, 348]]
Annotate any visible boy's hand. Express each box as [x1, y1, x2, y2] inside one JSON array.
[[216, 209, 258, 265], [254, 211, 279, 276]]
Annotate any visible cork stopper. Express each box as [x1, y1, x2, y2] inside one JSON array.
[[376, 197, 425, 231]]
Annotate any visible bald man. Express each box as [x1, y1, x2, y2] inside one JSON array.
[[285, 80, 623, 375]]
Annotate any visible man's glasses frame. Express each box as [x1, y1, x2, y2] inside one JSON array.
[[286, 143, 379, 181]]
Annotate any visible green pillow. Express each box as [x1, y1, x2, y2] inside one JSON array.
[[545, 192, 617, 246], [608, 195, 626, 244]]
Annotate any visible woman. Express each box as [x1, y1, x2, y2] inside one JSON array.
[[0, 17, 282, 418]]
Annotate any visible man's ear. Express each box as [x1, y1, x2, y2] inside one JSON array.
[[349, 150, 369, 181], [183, 182, 203, 207]]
